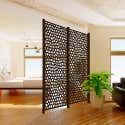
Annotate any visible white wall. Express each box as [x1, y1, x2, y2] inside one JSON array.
[[89, 25, 125, 73], [10, 42, 41, 77], [0, 42, 41, 77], [0, 42, 11, 73], [89, 25, 125, 100]]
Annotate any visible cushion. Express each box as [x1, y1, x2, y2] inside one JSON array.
[[120, 78, 125, 88], [0, 72, 5, 81], [0, 80, 23, 88], [0, 71, 12, 81], [23, 79, 42, 88]]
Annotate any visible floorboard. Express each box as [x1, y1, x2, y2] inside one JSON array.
[[0, 95, 125, 125]]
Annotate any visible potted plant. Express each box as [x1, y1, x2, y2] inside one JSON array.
[[82, 72, 112, 108]]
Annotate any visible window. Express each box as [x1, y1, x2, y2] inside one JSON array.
[[24, 48, 42, 77], [111, 39, 125, 83]]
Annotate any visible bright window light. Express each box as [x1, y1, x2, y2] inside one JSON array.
[[25, 48, 42, 56], [111, 56, 125, 83], [111, 39, 125, 51], [24, 48, 42, 78], [25, 58, 42, 77], [111, 39, 125, 83]]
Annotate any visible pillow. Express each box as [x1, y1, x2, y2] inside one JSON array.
[[0, 72, 5, 81], [120, 78, 125, 88], [0, 71, 11, 80]]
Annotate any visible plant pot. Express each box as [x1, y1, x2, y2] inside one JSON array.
[[90, 91, 105, 109]]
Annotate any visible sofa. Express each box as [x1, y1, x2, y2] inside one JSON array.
[[0, 77, 42, 95], [0, 68, 42, 95], [112, 78, 125, 107], [0, 77, 42, 89]]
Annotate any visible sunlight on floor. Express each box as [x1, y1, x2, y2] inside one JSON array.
[[0, 104, 42, 109]]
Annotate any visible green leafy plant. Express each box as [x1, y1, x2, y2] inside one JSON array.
[[82, 72, 112, 97]]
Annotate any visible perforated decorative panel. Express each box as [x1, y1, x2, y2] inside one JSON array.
[[42, 19, 90, 113], [68, 29, 89, 104], [42, 19, 68, 112]]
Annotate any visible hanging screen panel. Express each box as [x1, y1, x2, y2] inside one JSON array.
[[42, 20, 68, 111], [68, 29, 89, 104]]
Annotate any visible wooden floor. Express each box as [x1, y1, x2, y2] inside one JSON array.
[[0, 94, 125, 125]]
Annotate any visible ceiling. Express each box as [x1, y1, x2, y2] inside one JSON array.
[[1, 0, 125, 42], [9, 0, 125, 26], [79, 0, 125, 21]]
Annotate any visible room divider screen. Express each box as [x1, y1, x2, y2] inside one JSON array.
[[68, 29, 90, 104], [42, 19, 90, 113], [42, 19, 68, 112]]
